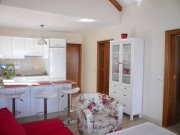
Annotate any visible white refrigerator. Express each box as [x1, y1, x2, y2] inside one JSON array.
[[49, 47, 66, 81]]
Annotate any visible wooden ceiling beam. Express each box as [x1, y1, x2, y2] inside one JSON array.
[[109, 0, 122, 12]]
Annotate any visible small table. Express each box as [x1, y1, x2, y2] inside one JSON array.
[[108, 122, 177, 135]]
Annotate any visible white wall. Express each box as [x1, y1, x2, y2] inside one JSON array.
[[82, 0, 180, 124], [0, 27, 84, 44]]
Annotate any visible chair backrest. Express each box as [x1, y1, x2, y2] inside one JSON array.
[[76, 93, 114, 113]]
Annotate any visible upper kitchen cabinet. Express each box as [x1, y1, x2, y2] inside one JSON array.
[[11, 37, 25, 59], [24, 38, 44, 56], [0, 36, 12, 58], [0, 36, 25, 59], [49, 39, 66, 48]]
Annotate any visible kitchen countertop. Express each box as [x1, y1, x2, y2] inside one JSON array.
[[0, 80, 75, 89]]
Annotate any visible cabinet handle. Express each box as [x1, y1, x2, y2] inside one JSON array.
[[124, 94, 126, 96], [119, 62, 122, 64], [124, 88, 126, 90], [113, 92, 116, 93], [123, 105, 126, 107]]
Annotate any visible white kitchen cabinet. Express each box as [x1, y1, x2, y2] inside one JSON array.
[[44, 85, 59, 113], [49, 38, 66, 48], [24, 38, 34, 55], [0, 88, 15, 112], [30, 86, 44, 116], [0, 36, 12, 58], [43, 42, 49, 59], [49, 47, 66, 81], [109, 38, 144, 120], [57, 84, 70, 112], [30, 85, 60, 116], [11, 37, 25, 58], [15, 87, 31, 118], [24, 38, 46, 56], [33, 38, 44, 56], [0, 87, 31, 118]]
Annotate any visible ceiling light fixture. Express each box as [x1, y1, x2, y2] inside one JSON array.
[[78, 18, 96, 23], [38, 24, 47, 45]]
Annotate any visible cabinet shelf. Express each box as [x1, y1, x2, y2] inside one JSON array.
[[113, 73, 119, 75], [122, 74, 131, 76], [123, 61, 131, 64]]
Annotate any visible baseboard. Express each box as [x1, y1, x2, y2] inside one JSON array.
[[142, 115, 162, 126]]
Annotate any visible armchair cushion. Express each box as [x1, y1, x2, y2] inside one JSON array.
[[0, 108, 73, 135], [0, 108, 26, 135], [76, 93, 123, 135]]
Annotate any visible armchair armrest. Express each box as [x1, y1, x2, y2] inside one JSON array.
[[76, 104, 94, 134], [116, 103, 123, 124], [83, 109, 94, 134], [109, 101, 123, 124]]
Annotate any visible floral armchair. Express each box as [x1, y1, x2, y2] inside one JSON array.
[[76, 93, 123, 135]]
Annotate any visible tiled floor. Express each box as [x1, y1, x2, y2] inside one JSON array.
[[18, 112, 180, 135], [17, 93, 180, 135]]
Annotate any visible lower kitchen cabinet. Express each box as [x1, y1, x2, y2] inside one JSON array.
[[0, 88, 15, 112], [0, 83, 71, 118], [58, 84, 70, 112], [15, 87, 31, 118], [45, 85, 59, 113], [30, 86, 45, 116], [31, 85, 60, 115]]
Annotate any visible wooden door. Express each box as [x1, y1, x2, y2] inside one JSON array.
[[97, 40, 111, 95], [175, 35, 180, 123], [66, 43, 81, 91], [163, 29, 180, 127]]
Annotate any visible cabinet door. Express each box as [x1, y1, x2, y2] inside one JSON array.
[[15, 87, 31, 118], [33, 38, 43, 56], [44, 85, 59, 113], [49, 48, 66, 80], [111, 44, 121, 83], [12, 37, 25, 58], [50, 39, 66, 48], [24, 38, 34, 56], [58, 84, 70, 112], [30, 86, 44, 116], [43, 42, 49, 59], [24, 38, 44, 56], [0, 89, 15, 112], [0, 36, 11, 58], [122, 42, 131, 84]]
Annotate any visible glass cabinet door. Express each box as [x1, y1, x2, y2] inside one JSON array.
[[122, 43, 131, 84], [111, 44, 120, 82]]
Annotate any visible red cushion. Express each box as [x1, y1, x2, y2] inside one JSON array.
[[22, 119, 72, 135], [0, 108, 26, 135], [44, 127, 74, 135]]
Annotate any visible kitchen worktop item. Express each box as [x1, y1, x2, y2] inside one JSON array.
[[6, 64, 15, 79]]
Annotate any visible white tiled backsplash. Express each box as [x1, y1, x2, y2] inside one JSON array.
[[0, 56, 47, 76]]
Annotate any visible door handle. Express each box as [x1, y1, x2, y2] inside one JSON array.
[[173, 75, 176, 80]]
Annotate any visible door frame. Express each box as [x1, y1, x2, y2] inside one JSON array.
[[163, 29, 180, 127], [96, 39, 112, 93]]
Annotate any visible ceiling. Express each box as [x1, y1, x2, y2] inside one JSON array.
[[0, 0, 138, 32]]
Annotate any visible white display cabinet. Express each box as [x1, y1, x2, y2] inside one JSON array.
[[109, 38, 144, 120]]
